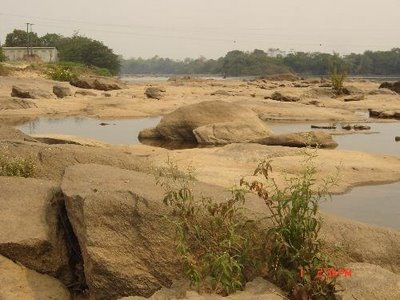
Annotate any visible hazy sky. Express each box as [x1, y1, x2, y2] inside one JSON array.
[[1, 0, 399, 59]]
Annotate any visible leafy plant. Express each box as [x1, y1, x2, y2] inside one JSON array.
[[0, 151, 36, 177], [46, 64, 78, 81], [155, 159, 264, 295], [240, 150, 338, 299], [330, 67, 347, 95]]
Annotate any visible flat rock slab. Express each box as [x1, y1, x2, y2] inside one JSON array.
[[70, 76, 125, 91], [335, 263, 400, 300], [0, 255, 70, 300], [11, 85, 54, 99], [0, 177, 71, 284]]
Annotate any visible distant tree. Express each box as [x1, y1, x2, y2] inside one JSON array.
[[0, 47, 5, 62], [5, 29, 41, 47], [57, 35, 120, 74], [40, 33, 64, 47]]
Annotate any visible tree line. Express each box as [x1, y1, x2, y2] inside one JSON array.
[[122, 48, 400, 76], [2, 30, 120, 75]]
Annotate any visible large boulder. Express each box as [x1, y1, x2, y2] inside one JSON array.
[[140, 100, 273, 142], [11, 85, 54, 99], [0, 125, 36, 142], [53, 85, 72, 98], [145, 87, 165, 100], [256, 131, 338, 148], [193, 121, 273, 145], [379, 81, 400, 94], [0, 255, 71, 300], [0, 177, 72, 284], [70, 76, 125, 91], [335, 263, 400, 300], [61, 164, 266, 299]]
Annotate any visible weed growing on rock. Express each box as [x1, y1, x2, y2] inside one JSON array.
[[155, 159, 264, 295], [330, 67, 347, 96], [240, 150, 338, 299], [0, 151, 36, 177]]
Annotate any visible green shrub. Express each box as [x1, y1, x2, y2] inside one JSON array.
[[0, 152, 36, 177], [0, 47, 6, 62], [155, 159, 264, 295], [330, 67, 347, 95], [240, 151, 338, 299], [46, 64, 79, 81]]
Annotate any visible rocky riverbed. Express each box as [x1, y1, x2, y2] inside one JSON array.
[[1, 71, 400, 299]]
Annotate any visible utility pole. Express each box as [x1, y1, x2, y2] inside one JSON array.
[[26, 23, 30, 56], [29, 24, 34, 55]]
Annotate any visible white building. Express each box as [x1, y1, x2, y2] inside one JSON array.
[[2, 47, 59, 62]]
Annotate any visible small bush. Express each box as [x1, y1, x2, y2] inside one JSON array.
[[155, 159, 264, 295], [240, 151, 338, 299], [0, 152, 36, 177], [46, 64, 79, 81], [0, 48, 6, 62], [330, 67, 347, 95]]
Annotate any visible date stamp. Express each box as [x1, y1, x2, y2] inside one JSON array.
[[300, 267, 352, 280]]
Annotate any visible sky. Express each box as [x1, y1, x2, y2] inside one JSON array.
[[0, 0, 399, 59]]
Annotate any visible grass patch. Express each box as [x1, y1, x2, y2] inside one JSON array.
[[0, 151, 36, 177], [45, 61, 112, 81]]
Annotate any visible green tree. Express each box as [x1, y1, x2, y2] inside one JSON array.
[[40, 33, 64, 47], [0, 47, 6, 62], [57, 35, 120, 74], [5, 29, 41, 47]]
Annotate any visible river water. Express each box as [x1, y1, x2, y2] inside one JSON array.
[[17, 117, 400, 228]]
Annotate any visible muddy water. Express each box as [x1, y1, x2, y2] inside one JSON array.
[[17, 116, 161, 145]]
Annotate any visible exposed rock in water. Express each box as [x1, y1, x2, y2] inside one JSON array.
[[75, 89, 97, 97], [144, 87, 166, 100], [311, 125, 336, 129], [255, 131, 338, 148], [368, 109, 400, 119], [0, 255, 71, 300], [0, 177, 73, 285], [11, 85, 54, 99], [139, 100, 272, 143], [341, 124, 371, 131], [379, 81, 400, 94], [193, 121, 273, 145], [53, 85, 72, 98], [265, 91, 300, 102], [70, 76, 125, 91], [335, 263, 400, 300]]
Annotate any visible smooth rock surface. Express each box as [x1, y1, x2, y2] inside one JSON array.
[[11, 85, 54, 99], [0, 255, 71, 300], [70, 76, 124, 91], [335, 263, 400, 300], [256, 131, 338, 148], [0, 177, 72, 284], [144, 100, 272, 142]]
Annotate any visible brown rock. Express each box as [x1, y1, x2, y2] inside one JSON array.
[[256, 131, 338, 148], [0, 177, 72, 284], [53, 85, 72, 98], [75, 90, 97, 97], [11, 85, 54, 99], [145, 100, 272, 142], [0, 125, 35, 142], [70, 76, 124, 91], [379, 81, 400, 94], [265, 91, 300, 102], [210, 89, 230, 96], [193, 121, 272, 145], [335, 263, 400, 300], [145, 87, 166, 100], [0, 255, 70, 300], [343, 94, 364, 102]]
